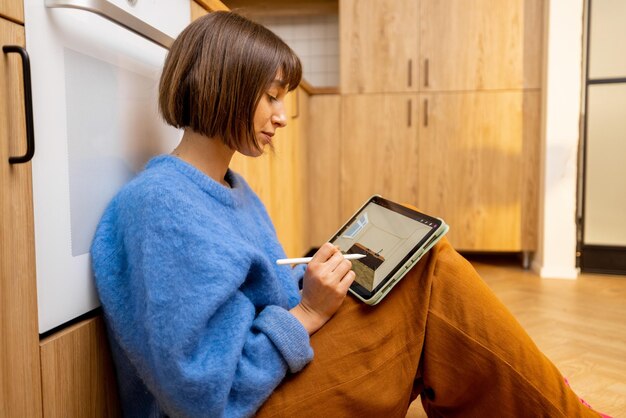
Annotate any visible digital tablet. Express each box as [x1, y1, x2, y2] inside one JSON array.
[[329, 195, 449, 305]]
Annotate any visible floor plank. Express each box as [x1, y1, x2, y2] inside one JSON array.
[[406, 258, 626, 417]]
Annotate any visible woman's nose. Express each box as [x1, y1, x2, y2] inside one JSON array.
[[272, 106, 288, 128]]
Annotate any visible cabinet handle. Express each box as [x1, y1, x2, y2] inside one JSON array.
[[424, 58, 429, 88], [3, 46, 35, 164], [423, 98, 429, 127], [292, 88, 299, 119], [407, 99, 412, 127], [408, 59, 413, 88]]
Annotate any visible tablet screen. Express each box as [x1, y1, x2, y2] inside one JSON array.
[[330, 196, 442, 296]]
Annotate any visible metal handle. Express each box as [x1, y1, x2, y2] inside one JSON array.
[[424, 58, 429, 88], [423, 98, 429, 127], [45, 0, 174, 49], [408, 59, 413, 88], [407, 99, 412, 127], [3, 46, 35, 164], [292, 88, 300, 119]]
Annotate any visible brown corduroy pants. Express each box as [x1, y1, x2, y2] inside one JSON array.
[[256, 238, 601, 418]]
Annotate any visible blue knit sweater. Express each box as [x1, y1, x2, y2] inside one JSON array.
[[91, 155, 312, 417]]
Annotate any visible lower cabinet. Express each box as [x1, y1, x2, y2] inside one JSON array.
[[230, 87, 309, 258], [340, 94, 419, 219], [40, 316, 121, 417], [307, 94, 342, 247], [335, 91, 539, 253], [417, 91, 540, 252]]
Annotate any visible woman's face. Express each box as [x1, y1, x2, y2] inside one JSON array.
[[240, 77, 289, 157]]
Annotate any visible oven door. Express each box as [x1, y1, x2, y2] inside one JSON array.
[[24, 0, 189, 333]]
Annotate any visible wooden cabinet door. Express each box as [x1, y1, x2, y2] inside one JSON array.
[[340, 94, 419, 220], [417, 91, 540, 251], [307, 94, 342, 248], [40, 316, 121, 417], [419, 0, 543, 91], [340, 0, 418, 94], [0, 0, 23, 24], [0, 17, 43, 417], [269, 89, 303, 258], [230, 88, 307, 257]]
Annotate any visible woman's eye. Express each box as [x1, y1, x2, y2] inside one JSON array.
[[267, 94, 278, 102]]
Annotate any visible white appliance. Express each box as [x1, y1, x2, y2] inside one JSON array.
[[24, 0, 189, 333]]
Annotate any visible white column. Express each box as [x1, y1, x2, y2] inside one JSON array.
[[533, 0, 584, 279]]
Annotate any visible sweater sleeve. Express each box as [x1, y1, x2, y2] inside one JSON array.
[[91, 187, 313, 418]]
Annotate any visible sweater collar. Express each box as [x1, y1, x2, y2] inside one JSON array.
[[146, 155, 245, 207]]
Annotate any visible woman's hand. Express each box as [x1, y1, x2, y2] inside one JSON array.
[[290, 243, 356, 335]]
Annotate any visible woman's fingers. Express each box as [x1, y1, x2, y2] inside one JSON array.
[[310, 242, 339, 264], [338, 270, 356, 293], [312, 243, 350, 271]]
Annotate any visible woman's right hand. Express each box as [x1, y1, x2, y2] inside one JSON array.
[[289, 243, 356, 335]]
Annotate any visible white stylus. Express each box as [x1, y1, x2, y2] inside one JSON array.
[[276, 254, 367, 265]]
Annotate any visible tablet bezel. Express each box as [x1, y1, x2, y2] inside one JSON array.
[[329, 195, 443, 302]]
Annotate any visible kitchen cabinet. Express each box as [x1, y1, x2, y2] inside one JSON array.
[[0, 16, 42, 417], [338, 0, 542, 254], [0, 0, 23, 24], [231, 88, 310, 258], [40, 316, 120, 417], [339, 94, 419, 220], [274, 89, 310, 258], [306, 94, 342, 247], [340, 0, 418, 94], [2, 12, 124, 418], [419, 0, 542, 91], [3, 2, 240, 417], [417, 91, 540, 251]]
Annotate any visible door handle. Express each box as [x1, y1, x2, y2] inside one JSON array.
[[45, 0, 173, 49], [292, 88, 300, 119], [3, 45, 35, 164]]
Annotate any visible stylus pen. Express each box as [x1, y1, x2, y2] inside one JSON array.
[[276, 254, 366, 265]]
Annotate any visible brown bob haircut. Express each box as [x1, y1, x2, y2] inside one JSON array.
[[159, 11, 302, 153]]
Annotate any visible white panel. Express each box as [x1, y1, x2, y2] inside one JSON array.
[[24, 1, 188, 333], [584, 83, 626, 245], [589, 0, 626, 79]]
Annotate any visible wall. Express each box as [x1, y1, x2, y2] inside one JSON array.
[[533, 0, 584, 279], [255, 14, 339, 87]]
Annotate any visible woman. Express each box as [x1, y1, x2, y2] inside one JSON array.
[[91, 11, 605, 418]]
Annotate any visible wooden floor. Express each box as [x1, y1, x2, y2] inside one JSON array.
[[406, 257, 626, 418]]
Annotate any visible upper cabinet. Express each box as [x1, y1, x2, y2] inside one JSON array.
[[419, 0, 543, 91], [0, 0, 24, 24], [340, 0, 541, 93], [340, 0, 418, 94]]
